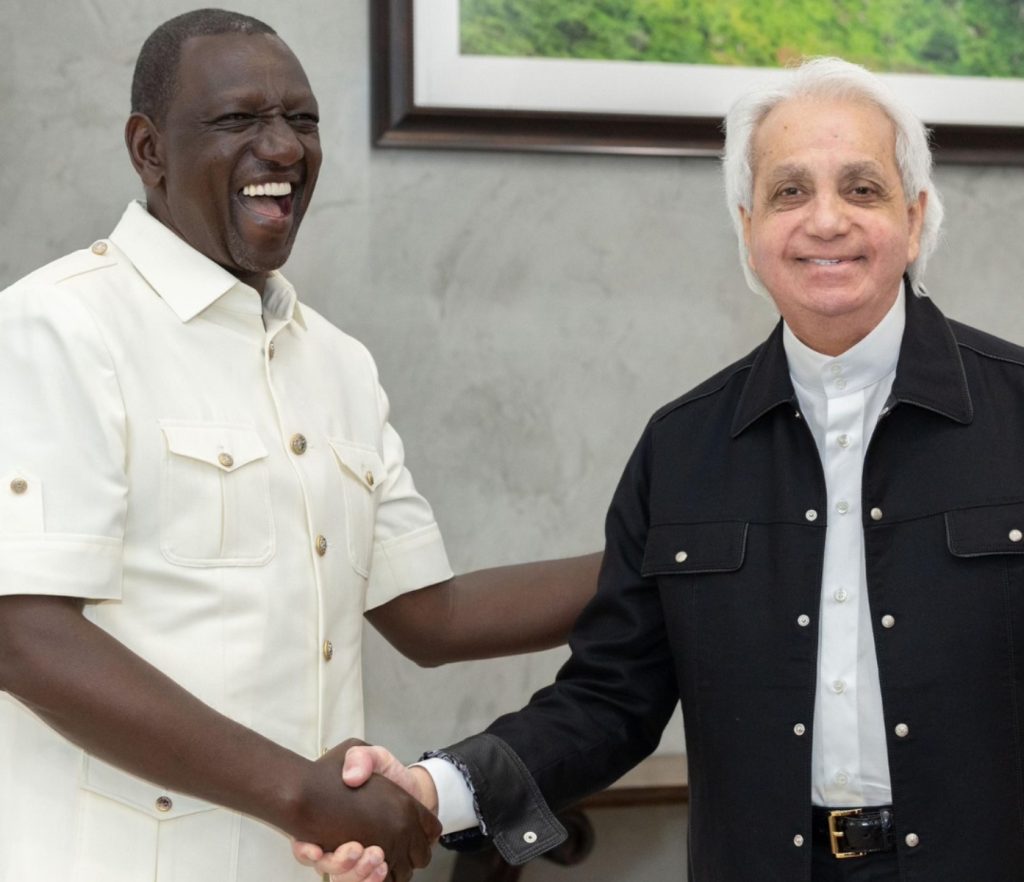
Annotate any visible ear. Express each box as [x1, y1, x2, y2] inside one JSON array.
[[124, 112, 165, 190], [906, 189, 927, 265], [739, 205, 755, 270]]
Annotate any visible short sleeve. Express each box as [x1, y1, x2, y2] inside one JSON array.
[[0, 284, 127, 599], [364, 380, 453, 609]]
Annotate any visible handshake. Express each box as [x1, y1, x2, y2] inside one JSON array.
[[288, 740, 443, 882]]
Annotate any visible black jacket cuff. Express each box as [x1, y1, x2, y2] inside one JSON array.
[[423, 732, 567, 865]]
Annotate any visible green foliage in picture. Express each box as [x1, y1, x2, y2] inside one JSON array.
[[459, 0, 1024, 78]]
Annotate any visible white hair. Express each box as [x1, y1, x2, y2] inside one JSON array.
[[722, 56, 944, 298]]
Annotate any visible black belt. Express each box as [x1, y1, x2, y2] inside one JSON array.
[[811, 806, 896, 859]]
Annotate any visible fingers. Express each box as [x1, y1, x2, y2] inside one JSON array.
[[339, 744, 432, 815], [342, 745, 401, 788], [291, 839, 325, 866], [341, 745, 378, 788], [329, 845, 388, 881], [309, 845, 387, 881], [332, 862, 386, 882], [292, 840, 363, 875]]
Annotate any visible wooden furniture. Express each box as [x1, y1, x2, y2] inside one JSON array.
[[449, 754, 688, 881]]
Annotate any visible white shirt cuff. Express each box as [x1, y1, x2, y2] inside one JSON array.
[[414, 757, 480, 835]]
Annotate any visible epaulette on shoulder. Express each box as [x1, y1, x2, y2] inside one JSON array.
[[7, 240, 117, 292]]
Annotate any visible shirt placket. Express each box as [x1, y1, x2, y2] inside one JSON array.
[[816, 382, 866, 805], [261, 314, 334, 753]]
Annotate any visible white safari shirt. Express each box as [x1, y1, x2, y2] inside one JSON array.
[[0, 202, 453, 882]]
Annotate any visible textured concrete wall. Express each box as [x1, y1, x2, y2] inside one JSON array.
[[5, 2, 1024, 879]]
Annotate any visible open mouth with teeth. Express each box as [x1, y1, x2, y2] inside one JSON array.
[[239, 181, 294, 219]]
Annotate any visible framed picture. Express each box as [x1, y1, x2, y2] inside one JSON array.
[[372, 0, 1024, 163]]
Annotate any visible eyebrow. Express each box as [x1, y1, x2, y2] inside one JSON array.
[[837, 160, 887, 180], [762, 160, 888, 188], [762, 163, 811, 188]]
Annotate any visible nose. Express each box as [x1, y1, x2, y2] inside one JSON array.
[[804, 191, 851, 239], [253, 115, 304, 166]]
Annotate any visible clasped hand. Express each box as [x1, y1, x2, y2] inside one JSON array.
[[291, 743, 437, 882]]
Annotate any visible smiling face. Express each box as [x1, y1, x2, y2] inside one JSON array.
[[130, 32, 322, 292], [740, 95, 925, 355]]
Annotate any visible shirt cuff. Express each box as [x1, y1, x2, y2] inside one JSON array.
[[366, 523, 453, 609], [0, 534, 122, 599], [413, 758, 480, 835]]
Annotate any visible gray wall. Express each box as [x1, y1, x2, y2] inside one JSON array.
[[5, 2, 1024, 879]]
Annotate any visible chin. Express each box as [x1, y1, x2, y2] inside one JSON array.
[[228, 237, 295, 276]]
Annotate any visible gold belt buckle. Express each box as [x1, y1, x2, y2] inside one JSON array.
[[828, 808, 868, 859]]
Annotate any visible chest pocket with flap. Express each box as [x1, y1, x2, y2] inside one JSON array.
[[159, 421, 274, 567], [641, 521, 749, 578], [81, 753, 216, 822], [946, 501, 1024, 558], [328, 439, 385, 577]]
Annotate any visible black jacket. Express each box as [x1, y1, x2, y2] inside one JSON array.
[[437, 290, 1024, 881]]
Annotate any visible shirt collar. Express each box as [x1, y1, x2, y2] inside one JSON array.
[[262, 274, 306, 329], [783, 284, 905, 400], [731, 277, 973, 437], [108, 201, 305, 329]]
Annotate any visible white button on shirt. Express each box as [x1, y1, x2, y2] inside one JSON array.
[[784, 285, 905, 807], [0, 202, 454, 882]]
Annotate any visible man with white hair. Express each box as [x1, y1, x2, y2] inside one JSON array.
[[307, 57, 1024, 881]]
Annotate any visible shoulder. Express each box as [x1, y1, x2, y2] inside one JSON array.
[[949, 317, 1024, 370], [3, 243, 119, 298], [1, 243, 125, 332], [1, 245, 121, 328], [649, 342, 762, 425], [293, 299, 382, 374]]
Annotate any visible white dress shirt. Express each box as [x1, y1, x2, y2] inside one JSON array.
[[783, 286, 904, 807], [0, 201, 454, 882]]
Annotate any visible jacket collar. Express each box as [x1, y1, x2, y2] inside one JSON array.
[[730, 278, 973, 437]]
